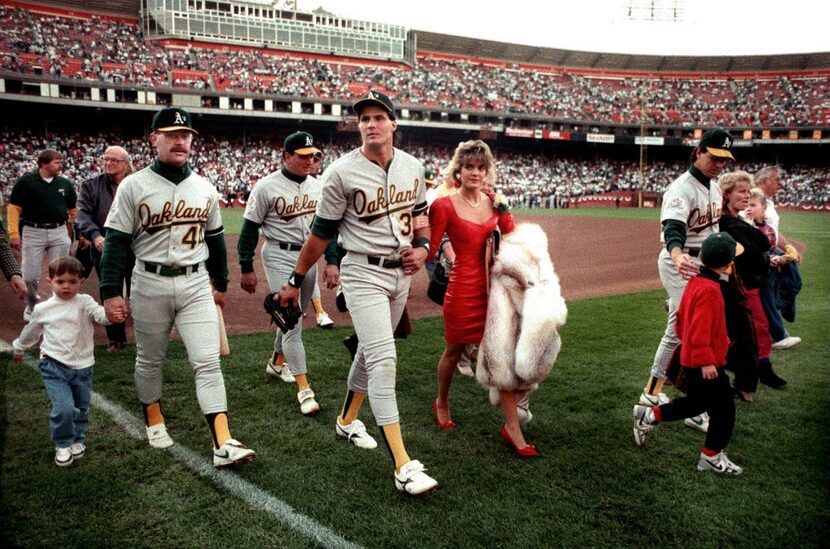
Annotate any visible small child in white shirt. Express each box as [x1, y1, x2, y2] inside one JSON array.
[[13, 256, 120, 467]]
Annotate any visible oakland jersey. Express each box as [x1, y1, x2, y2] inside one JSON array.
[[243, 171, 322, 244], [105, 167, 222, 265], [316, 148, 427, 255], [660, 171, 722, 249]]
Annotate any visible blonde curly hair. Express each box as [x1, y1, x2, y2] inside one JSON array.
[[442, 140, 496, 189]]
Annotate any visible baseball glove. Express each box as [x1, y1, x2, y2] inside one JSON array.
[[263, 292, 303, 333]]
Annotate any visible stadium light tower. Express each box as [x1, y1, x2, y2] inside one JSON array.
[[242, 0, 297, 9], [622, 0, 686, 23]]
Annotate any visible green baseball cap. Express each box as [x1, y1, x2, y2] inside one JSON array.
[[352, 90, 396, 120], [151, 107, 198, 134], [284, 131, 321, 155], [701, 232, 744, 269], [699, 127, 734, 160]]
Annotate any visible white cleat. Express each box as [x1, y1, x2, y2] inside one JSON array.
[[316, 312, 335, 328], [335, 419, 377, 449], [298, 388, 320, 416], [684, 412, 709, 434], [639, 391, 670, 407], [146, 424, 174, 449], [213, 439, 256, 468], [266, 361, 295, 383], [394, 460, 438, 495], [697, 451, 743, 475]]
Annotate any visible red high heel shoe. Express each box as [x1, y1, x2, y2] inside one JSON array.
[[433, 401, 457, 430], [501, 426, 539, 457]]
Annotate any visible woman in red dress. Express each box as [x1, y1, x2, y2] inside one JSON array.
[[428, 141, 535, 456]]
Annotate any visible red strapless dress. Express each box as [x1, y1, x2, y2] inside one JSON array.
[[428, 196, 513, 344]]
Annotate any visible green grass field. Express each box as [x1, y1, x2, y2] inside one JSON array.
[[2, 210, 828, 548]]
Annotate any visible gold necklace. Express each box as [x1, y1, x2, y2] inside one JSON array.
[[459, 191, 482, 208]]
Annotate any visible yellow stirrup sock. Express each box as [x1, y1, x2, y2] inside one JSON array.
[[338, 390, 365, 425], [295, 374, 310, 392], [312, 297, 325, 315], [206, 412, 231, 448], [142, 401, 165, 427], [380, 423, 411, 472], [645, 375, 665, 396]]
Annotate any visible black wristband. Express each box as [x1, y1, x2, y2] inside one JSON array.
[[413, 236, 430, 253], [287, 271, 305, 288]]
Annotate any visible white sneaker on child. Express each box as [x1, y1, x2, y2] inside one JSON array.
[[632, 405, 657, 447], [70, 443, 86, 459], [684, 412, 709, 433], [697, 451, 743, 475], [55, 447, 73, 467]]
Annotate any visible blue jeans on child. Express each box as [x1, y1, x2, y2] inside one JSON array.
[[38, 358, 93, 448]]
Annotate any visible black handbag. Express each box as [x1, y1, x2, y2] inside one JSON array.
[[427, 262, 450, 305]]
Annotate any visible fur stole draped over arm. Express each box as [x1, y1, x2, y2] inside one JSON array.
[[476, 223, 567, 391]]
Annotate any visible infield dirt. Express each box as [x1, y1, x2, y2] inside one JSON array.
[[0, 214, 662, 346]]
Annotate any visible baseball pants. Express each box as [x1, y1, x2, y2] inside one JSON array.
[[261, 242, 317, 376], [129, 265, 228, 414], [21, 226, 71, 312], [650, 249, 700, 380], [340, 252, 410, 427]]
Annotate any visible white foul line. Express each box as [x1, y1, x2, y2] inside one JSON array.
[[21, 356, 362, 549]]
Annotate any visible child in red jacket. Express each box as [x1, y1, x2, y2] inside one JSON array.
[[633, 232, 743, 475]]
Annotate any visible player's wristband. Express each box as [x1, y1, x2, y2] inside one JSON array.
[[413, 236, 430, 254], [287, 271, 305, 288]]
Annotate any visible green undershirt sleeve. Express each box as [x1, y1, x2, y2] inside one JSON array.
[[205, 230, 229, 293], [311, 215, 340, 241], [662, 219, 687, 253], [237, 218, 262, 274], [324, 234, 339, 265], [99, 229, 133, 300]]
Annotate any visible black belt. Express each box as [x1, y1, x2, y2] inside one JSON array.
[[23, 221, 63, 229], [144, 262, 200, 277], [685, 247, 700, 257], [367, 256, 403, 269], [276, 242, 303, 251]]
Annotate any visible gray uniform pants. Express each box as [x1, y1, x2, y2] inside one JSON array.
[[130, 265, 228, 414], [341, 252, 410, 427], [650, 249, 701, 379], [21, 225, 70, 312], [262, 242, 316, 376]]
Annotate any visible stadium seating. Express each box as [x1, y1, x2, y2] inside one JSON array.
[[1, 5, 828, 127]]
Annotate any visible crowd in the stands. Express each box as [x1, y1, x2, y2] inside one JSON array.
[[1, 129, 827, 209], [1, 5, 828, 127]]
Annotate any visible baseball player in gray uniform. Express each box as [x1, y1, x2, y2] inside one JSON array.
[[279, 91, 438, 495], [99, 107, 255, 468], [238, 131, 339, 415], [637, 128, 733, 434]]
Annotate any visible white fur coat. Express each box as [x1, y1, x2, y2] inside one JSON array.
[[476, 223, 567, 391]]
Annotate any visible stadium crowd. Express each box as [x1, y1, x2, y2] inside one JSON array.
[[1, 129, 827, 210], [1, 6, 829, 128]]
